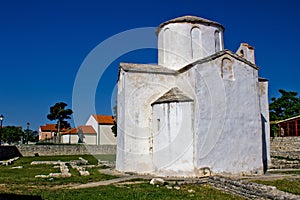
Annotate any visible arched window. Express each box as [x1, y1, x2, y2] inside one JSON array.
[[240, 49, 244, 57], [163, 28, 171, 64], [215, 30, 221, 52], [191, 27, 201, 59], [221, 58, 234, 80]]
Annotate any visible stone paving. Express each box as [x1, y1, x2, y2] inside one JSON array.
[[31, 157, 93, 178], [209, 175, 300, 200], [0, 157, 19, 166], [70, 176, 143, 189], [270, 157, 300, 169], [32, 161, 72, 178]]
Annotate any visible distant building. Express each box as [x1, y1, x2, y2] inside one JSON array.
[[61, 125, 97, 144], [39, 124, 61, 141], [276, 115, 300, 137], [85, 114, 116, 145], [39, 114, 115, 145]]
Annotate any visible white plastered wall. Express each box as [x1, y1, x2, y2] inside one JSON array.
[[86, 115, 100, 145], [61, 134, 79, 144], [84, 134, 97, 145], [152, 101, 194, 176], [99, 124, 116, 145], [158, 23, 224, 70], [194, 55, 264, 175], [116, 70, 177, 173], [259, 80, 270, 167]]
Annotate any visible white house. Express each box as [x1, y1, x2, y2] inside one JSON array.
[[61, 125, 97, 145], [116, 16, 270, 177], [85, 114, 116, 145]]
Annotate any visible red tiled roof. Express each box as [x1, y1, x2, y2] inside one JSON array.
[[92, 115, 114, 125], [40, 124, 68, 132], [61, 125, 96, 135], [40, 124, 58, 132], [62, 128, 77, 135], [78, 125, 96, 135]]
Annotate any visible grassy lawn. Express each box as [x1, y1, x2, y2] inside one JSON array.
[[1, 182, 244, 200], [251, 169, 300, 195], [252, 179, 300, 195], [269, 169, 300, 175], [94, 154, 116, 162], [0, 155, 117, 188], [0, 155, 245, 199], [34, 183, 245, 200]]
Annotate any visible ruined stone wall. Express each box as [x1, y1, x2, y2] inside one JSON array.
[[270, 137, 300, 159], [208, 176, 300, 199], [17, 145, 116, 157]]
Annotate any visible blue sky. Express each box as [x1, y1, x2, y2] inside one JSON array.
[[0, 0, 299, 130]]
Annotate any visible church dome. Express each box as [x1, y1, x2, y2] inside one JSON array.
[[157, 15, 225, 70], [156, 15, 225, 35]]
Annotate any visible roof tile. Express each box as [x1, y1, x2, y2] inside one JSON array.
[[152, 87, 193, 105], [92, 115, 114, 125]]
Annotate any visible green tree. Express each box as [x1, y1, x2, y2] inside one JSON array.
[[111, 104, 117, 137], [269, 89, 300, 121], [25, 129, 39, 143], [2, 126, 23, 144], [47, 102, 73, 143], [269, 89, 300, 136]]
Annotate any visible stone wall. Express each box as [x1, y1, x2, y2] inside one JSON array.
[[17, 145, 116, 157], [208, 176, 300, 199], [270, 137, 300, 160]]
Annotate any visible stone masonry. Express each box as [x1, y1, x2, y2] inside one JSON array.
[[208, 176, 300, 200], [271, 137, 300, 160]]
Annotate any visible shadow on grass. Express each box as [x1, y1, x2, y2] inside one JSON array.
[[0, 194, 42, 200]]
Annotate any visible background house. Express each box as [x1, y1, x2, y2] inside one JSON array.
[[85, 114, 116, 145], [39, 124, 61, 142], [61, 125, 97, 144], [277, 115, 300, 137], [39, 115, 115, 145]]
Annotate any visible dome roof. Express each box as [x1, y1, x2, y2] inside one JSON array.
[[156, 15, 224, 35]]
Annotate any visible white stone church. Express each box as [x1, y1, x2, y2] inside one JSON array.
[[116, 15, 270, 177]]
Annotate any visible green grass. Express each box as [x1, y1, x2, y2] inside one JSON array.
[[93, 154, 116, 162], [0, 155, 245, 199], [1, 183, 245, 200], [269, 170, 300, 175], [0, 155, 117, 187], [252, 179, 300, 195]]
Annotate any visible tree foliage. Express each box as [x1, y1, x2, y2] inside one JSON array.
[[1, 126, 23, 144], [269, 89, 300, 137], [111, 104, 117, 137], [24, 129, 39, 143], [1, 126, 38, 144], [269, 89, 300, 121], [47, 102, 73, 142]]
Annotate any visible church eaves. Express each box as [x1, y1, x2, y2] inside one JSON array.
[[119, 50, 259, 79], [156, 15, 225, 35], [151, 87, 193, 105], [120, 62, 177, 75], [178, 49, 259, 74]]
